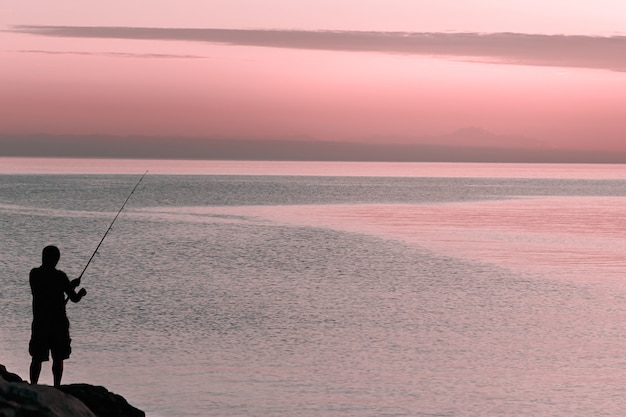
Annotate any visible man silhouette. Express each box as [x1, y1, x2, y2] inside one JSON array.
[[29, 245, 87, 387]]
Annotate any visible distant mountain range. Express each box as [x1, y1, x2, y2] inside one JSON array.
[[0, 130, 624, 163]]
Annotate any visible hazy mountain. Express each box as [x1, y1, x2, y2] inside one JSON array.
[[0, 130, 623, 163], [358, 127, 545, 148]]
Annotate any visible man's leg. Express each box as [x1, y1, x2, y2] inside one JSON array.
[[52, 359, 64, 387], [30, 358, 42, 385]]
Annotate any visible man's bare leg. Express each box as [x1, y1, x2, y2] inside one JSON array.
[[52, 359, 64, 387], [30, 359, 42, 385]]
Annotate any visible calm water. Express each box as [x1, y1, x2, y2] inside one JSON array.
[[2, 159, 626, 416]]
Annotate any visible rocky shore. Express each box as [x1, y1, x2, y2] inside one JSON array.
[[0, 364, 145, 417]]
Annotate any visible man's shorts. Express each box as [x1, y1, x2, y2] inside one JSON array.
[[29, 319, 72, 362]]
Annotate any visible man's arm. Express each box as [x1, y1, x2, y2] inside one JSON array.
[[63, 273, 87, 303], [67, 287, 87, 303]]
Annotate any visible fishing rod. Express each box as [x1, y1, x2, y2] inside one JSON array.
[[66, 170, 148, 303]]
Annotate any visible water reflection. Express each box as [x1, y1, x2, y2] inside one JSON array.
[[160, 196, 626, 282], [3, 157, 626, 178]]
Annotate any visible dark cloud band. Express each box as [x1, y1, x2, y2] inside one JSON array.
[[16, 49, 206, 59], [10, 25, 626, 71]]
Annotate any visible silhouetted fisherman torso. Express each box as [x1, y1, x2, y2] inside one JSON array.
[[30, 265, 75, 326]]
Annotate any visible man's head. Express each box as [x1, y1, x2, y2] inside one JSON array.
[[42, 245, 60, 267]]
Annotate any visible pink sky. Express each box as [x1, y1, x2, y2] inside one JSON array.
[[2, 1, 626, 159]]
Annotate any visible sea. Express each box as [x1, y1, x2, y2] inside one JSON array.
[[2, 157, 626, 417]]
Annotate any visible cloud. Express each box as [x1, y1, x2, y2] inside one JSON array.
[[15, 49, 207, 59], [9, 25, 626, 72]]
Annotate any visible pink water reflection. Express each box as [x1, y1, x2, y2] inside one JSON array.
[[2, 157, 626, 178], [206, 196, 626, 281]]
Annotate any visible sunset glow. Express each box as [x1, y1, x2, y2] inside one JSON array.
[[2, 1, 626, 161]]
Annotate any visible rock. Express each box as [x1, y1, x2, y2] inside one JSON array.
[[59, 384, 145, 417], [0, 378, 96, 417], [0, 365, 23, 383], [0, 364, 145, 417]]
